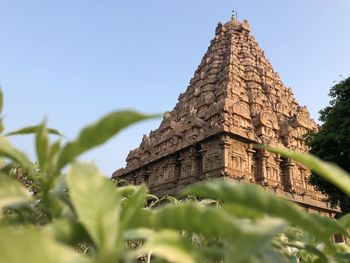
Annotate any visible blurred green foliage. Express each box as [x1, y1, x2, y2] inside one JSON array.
[[0, 90, 350, 262]]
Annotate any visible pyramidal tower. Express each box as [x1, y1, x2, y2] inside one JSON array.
[[113, 17, 336, 215]]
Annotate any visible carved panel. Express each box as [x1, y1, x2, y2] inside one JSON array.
[[201, 139, 224, 176]]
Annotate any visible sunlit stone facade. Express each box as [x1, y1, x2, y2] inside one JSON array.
[[113, 17, 338, 216]]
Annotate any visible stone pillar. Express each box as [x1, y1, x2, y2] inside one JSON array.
[[274, 153, 281, 181], [189, 147, 199, 178], [175, 155, 182, 182], [167, 156, 178, 186], [220, 136, 231, 172], [281, 159, 295, 192], [198, 148, 207, 179], [246, 144, 255, 182], [260, 150, 268, 184]]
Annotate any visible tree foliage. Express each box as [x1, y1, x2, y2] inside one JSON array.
[[307, 76, 350, 212]]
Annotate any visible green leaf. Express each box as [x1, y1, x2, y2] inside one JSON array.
[[124, 228, 154, 240], [0, 162, 16, 175], [130, 230, 199, 263], [36, 120, 49, 169], [129, 202, 287, 242], [117, 185, 147, 230], [0, 120, 4, 134], [0, 136, 35, 176], [0, 176, 31, 209], [222, 203, 264, 219], [256, 144, 350, 196], [0, 227, 90, 263], [130, 210, 287, 263], [57, 110, 160, 171], [257, 246, 291, 263], [47, 139, 62, 175], [6, 125, 62, 136], [44, 219, 90, 246], [339, 214, 350, 228], [182, 180, 347, 239], [282, 241, 328, 263], [308, 214, 347, 239], [67, 162, 121, 258], [128, 203, 243, 237], [227, 218, 289, 262]]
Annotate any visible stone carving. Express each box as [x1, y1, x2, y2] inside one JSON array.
[[294, 106, 318, 130], [113, 17, 337, 216]]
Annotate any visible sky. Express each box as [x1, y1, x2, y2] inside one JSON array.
[[1, 1, 349, 175]]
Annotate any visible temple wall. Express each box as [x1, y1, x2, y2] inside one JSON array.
[[120, 135, 225, 195], [117, 133, 337, 215]]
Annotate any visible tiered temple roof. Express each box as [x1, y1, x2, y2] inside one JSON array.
[[113, 17, 336, 215]]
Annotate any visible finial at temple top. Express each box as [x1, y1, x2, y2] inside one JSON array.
[[231, 10, 238, 20]]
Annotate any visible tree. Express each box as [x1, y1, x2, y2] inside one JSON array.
[[307, 76, 350, 212]]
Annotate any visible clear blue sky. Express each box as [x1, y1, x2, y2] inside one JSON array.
[[1, 1, 349, 175]]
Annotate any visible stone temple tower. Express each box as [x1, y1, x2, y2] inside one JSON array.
[[113, 17, 337, 215]]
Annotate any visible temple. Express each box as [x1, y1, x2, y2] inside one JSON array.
[[113, 17, 338, 216]]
